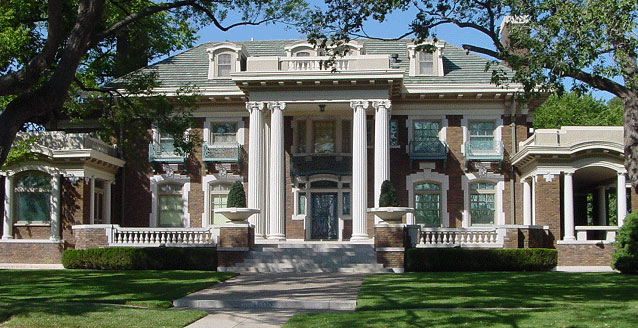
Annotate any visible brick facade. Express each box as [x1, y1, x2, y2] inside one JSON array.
[[557, 244, 614, 266], [535, 174, 562, 246], [73, 226, 110, 249], [0, 242, 64, 264]]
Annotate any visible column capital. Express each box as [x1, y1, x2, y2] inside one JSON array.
[[371, 100, 392, 112], [564, 172, 573, 177], [618, 171, 627, 177], [246, 101, 265, 113], [268, 101, 286, 112], [350, 100, 370, 111]]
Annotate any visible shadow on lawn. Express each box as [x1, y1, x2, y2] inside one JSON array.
[[357, 272, 638, 310]]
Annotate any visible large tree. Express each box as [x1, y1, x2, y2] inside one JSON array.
[[0, 0, 305, 165], [534, 92, 623, 129], [304, 0, 638, 188]]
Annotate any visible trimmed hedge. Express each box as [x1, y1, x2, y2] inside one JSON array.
[[612, 212, 638, 274], [406, 248, 557, 272], [62, 247, 217, 270]]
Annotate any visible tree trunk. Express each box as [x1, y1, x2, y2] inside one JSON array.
[[623, 92, 638, 191]]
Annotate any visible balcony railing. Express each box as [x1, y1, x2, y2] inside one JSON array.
[[148, 143, 187, 163], [409, 138, 448, 160], [575, 225, 619, 242], [465, 140, 504, 169], [281, 57, 351, 71], [17, 132, 119, 158], [109, 226, 219, 247], [416, 227, 504, 248], [202, 143, 241, 162]]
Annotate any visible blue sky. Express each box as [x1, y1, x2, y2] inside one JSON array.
[[193, 3, 615, 101]]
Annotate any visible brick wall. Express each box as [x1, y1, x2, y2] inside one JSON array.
[[557, 243, 614, 266], [73, 226, 109, 249], [61, 178, 85, 247], [0, 242, 64, 263], [376, 251, 404, 269], [219, 226, 252, 248], [374, 225, 406, 248], [535, 174, 562, 246], [13, 226, 50, 239], [446, 115, 464, 228]]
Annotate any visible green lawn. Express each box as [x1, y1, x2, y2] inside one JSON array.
[[285, 272, 638, 327], [0, 270, 236, 328]]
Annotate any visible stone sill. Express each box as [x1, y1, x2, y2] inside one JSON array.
[[556, 240, 613, 245], [14, 222, 50, 227]]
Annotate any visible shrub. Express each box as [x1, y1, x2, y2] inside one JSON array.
[[612, 212, 638, 274], [379, 180, 399, 207], [227, 181, 247, 207], [405, 248, 557, 272], [62, 247, 217, 270]]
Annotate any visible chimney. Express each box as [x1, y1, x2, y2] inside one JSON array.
[[500, 16, 530, 58]]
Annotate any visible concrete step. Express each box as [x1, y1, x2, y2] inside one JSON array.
[[228, 266, 389, 273], [174, 298, 356, 311]]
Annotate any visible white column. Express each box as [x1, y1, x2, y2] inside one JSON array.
[[563, 172, 575, 241], [618, 172, 627, 226], [372, 100, 391, 224], [268, 101, 286, 240], [247, 101, 266, 238], [523, 179, 531, 225], [3, 175, 13, 239], [105, 181, 112, 224], [351, 100, 369, 241], [50, 174, 61, 241], [597, 187, 606, 225], [263, 111, 270, 236], [89, 177, 95, 224], [531, 177, 536, 225]]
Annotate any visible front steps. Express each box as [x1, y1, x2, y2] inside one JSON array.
[[230, 243, 391, 273]]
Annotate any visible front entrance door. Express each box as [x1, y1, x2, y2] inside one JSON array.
[[311, 193, 338, 240]]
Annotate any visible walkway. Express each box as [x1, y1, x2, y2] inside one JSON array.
[[175, 272, 366, 327]]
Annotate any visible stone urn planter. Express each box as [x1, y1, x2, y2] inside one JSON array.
[[368, 207, 414, 223], [214, 208, 260, 224]]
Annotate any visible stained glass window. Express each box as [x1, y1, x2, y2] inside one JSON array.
[[414, 182, 441, 226]]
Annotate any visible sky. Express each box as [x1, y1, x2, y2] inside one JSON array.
[[191, 2, 615, 101]]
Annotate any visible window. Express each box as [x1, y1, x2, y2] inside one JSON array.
[[342, 192, 351, 215], [210, 183, 231, 225], [295, 51, 311, 57], [211, 122, 237, 144], [414, 182, 441, 226], [217, 53, 232, 77], [390, 120, 399, 147], [158, 183, 184, 227], [313, 121, 335, 153], [413, 121, 440, 152], [418, 51, 434, 75], [469, 182, 495, 225], [298, 193, 307, 215], [296, 120, 306, 153], [94, 180, 105, 224], [468, 121, 495, 150], [14, 172, 51, 222]]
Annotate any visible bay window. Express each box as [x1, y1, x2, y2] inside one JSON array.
[[14, 172, 51, 223]]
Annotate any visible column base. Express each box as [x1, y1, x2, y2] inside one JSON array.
[[563, 236, 576, 241], [267, 234, 286, 241], [350, 234, 370, 241], [2, 235, 13, 240]]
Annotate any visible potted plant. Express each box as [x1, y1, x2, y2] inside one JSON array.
[[367, 180, 414, 223], [214, 181, 260, 224]]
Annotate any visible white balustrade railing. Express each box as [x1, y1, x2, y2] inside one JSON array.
[[417, 227, 503, 248], [109, 226, 219, 247], [575, 225, 618, 242], [282, 56, 350, 71]]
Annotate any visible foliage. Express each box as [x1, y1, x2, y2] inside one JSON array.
[[379, 180, 399, 207], [533, 92, 623, 129], [612, 212, 638, 273], [0, 269, 235, 327], [62, 247, 217, 270], [405, 248, 557, 272], [226, 181, 247, 207], [1, 136, 38, 169]]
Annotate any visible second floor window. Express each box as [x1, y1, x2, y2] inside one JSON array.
[[217, 53, 232, 77], [313, 121, 335, 153], [413, 121, 440, 152], [211, 122, 237, 144], [469, 121, 495, 150]]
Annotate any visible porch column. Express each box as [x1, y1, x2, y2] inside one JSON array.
[[268, 101, 286, 240], [263, 111, 270, 236], [351, 100, 369, 241], [247, 101, 266, 238], [597, 187, 606, 225], [523, 178, 531, 225], [105, 181, 112, 224], [50, 174, 61, 241], [617, 172, 627, 226], [2, 175, 13, 239], [373, 100, 391, 223], [563, 172, 575, 241]]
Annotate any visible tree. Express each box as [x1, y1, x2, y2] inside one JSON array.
[[304, 0, 638, 188], [227, 181, 247, 208], [612, 212, 638, 273], [379, 180, 400, 207], [0, 0, 305, 166], [533, 92, 623, 129]]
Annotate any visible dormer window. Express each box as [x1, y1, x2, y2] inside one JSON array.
[[295, 51, 311, 57], [217, 53, 232, 77], [408, 41, 445, 77]]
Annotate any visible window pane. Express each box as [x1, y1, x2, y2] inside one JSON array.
[[310, 180, 338, 189], [212, 123, 237, 144], [418, 52, 434, 75], [313, 121, 335, 153], [212, 194, 230, 225], [218, 65, 231, 77], [158, 195, 184, 227], [218, 54, 231, 64], [343, 192, 351, 215], [469, 122, 495, 136], [218, 54, 232, 77], [159, 183, 183, 193], [415, 193, 440, 226], [298, 193, 306, 215], [296, 51, 310, 57], [16, 172, 51, 190], [470, 193, 495, 225], [15, 192, 50, 222], [415, 183, 441, 191], [470, 182, 495, 191]]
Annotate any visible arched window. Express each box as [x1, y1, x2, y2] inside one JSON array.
[[14, 171, 51, 222], [295, 51, 311, 57], [469, 182, 496, 225], [158, 183, 184, 227], [414, 182, 441, 226], [210, 182, 232, 225]]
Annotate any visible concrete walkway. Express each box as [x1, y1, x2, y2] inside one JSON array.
[[176, 273, 366, 327]]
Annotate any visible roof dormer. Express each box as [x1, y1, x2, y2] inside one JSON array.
[[207, 42, 247, 79], [407, 41, 445, 77]]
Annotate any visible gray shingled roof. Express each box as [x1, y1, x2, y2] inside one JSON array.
[[141, 39, 512, 89]]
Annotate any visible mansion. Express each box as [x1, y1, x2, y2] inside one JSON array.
[[0, 36, 630, 271]]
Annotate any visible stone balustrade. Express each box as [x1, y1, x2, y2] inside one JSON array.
[[73, 224, 219, 249], [417, 227, 504, 248]]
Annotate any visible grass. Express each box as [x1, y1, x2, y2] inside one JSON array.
[[0, 270, 236, 328], [285, 272, 638, 327]]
